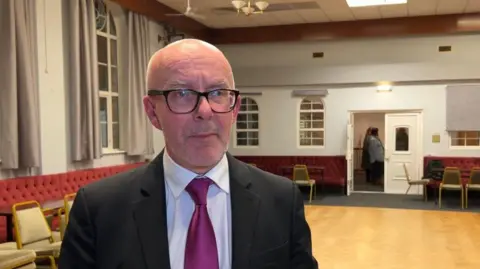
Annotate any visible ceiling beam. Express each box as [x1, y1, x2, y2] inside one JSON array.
[[209, 13, 480, 44], [110, 0, 211, 39]]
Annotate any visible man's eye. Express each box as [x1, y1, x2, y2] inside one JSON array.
[[176, 90, 192, 97]]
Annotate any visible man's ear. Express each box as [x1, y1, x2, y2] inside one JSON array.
[[231, 95, 241, 124], [143, 96, 162, 130]]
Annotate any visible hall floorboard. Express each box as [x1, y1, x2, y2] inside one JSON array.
[[306, 205, 480, 269]]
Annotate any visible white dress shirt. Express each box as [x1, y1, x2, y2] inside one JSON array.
[[163, 150, 232, 269]]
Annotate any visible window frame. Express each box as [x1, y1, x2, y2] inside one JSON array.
[[96, 7, 122, 154], [233, 97, 260, 148], [297, 96, 325, 148], [448, 131, 480, 150]]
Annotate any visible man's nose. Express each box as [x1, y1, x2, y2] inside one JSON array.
[[194, 97, 213, 120]]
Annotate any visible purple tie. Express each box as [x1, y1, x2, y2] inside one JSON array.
[[184, 177, 219, 269]]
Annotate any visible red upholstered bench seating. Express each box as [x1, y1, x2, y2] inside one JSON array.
[[0, 162, 145, 243], [424, 156, 480, 170], [234, 156, 347, 186], [424, 156, 480, 185]]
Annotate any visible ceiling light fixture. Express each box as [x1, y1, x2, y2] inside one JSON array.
[[346, 0, 407, 8], [231, 0, 269, 16]]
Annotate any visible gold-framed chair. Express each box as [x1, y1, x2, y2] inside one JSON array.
[[403, 163, 430, 201], [465, 167, 480, 208], [438, 167, 464, 209], [58, 193, 76, 239], [0, 249, 38, 269], [12, 201, 62, 269], [293, 165, 317, 203]]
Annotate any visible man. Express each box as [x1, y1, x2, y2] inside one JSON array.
[[368, 127, 384, 185], [58, 39, 318, 269]]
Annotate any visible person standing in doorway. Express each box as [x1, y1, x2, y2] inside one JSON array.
[[368, 127, 384, 185], [361, 127, 372, 183]]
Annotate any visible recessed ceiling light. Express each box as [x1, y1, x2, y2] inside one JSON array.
[[347, 0, 407, 8]]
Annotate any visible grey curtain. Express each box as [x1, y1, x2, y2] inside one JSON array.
[[66, 0, 101, 161], [125, 11, 154, 156], [0, 0, 41, 169], [446, 84, 480, 131]]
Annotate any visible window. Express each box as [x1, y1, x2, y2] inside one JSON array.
[[299, 97, 324, 147], [395, 127, 409, 151], [235, 97, 259, 147], [96, 1, 120, 151], [450, 131, 480, 148]]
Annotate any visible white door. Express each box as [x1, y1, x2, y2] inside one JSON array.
[[345, 114, 354, 196], [384, 113, 421, 194]]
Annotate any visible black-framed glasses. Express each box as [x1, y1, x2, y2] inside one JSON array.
[[148, 89, 240, 114]]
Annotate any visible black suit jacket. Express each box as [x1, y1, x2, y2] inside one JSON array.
[[58, 152, 318, 269]]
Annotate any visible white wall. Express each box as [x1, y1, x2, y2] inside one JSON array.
[[228, 85, 479, 158], [221, 34, 480, 158], [219, 35, 480, 86], [0, 0, 165, 179]]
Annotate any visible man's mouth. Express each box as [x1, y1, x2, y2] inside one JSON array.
[[190, 133, 216, 138]]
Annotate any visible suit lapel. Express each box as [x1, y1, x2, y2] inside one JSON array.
[[132, 152, 171, 269], [228, 154, 261, 269]]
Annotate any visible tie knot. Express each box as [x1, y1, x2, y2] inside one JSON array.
[[186, 177, 212, 205]]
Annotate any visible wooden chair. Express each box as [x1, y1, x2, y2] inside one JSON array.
[[439, 167, 464, 209], [465, 167, 480, 208], [293, 165, 316, 203], [403, 163, 430, 201]]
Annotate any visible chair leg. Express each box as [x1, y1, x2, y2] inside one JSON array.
[[309, 185, 313, 203], [438, 188, 442, 208], [49, 255, 57, 269], [465, 188, 468, 209], [461, 189, 464, 209], [423, 185, 427, 201], [405, 185, 411, 194]]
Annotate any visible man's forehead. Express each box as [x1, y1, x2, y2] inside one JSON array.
[[147, 40, 233, 88]]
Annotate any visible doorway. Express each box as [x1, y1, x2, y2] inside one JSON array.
[[346, 110, 423, 195], [352, 112, 386, 192]]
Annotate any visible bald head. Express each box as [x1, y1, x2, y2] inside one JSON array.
[[146, 39, 234, 90]]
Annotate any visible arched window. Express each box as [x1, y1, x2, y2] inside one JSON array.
[[96, 1, 120, 151], [236, 97, 259, 147], [299, 96, 324, 146]]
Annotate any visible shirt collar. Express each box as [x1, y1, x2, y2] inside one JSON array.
[[163, 149, 230, 198]]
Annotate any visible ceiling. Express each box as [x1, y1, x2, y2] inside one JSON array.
[[158, 0, 480, 29], [111, 0, 480, 44]]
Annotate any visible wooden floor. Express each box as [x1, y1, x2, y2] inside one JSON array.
[[306, 205, 480, 269]]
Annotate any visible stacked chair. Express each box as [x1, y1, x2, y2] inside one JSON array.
[[11, 201, 61, 268], [0, 193, 76, 268], [0, 249, 37, 269]]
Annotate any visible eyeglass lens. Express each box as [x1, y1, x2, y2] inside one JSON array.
[[167, 89, 236, 113]]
